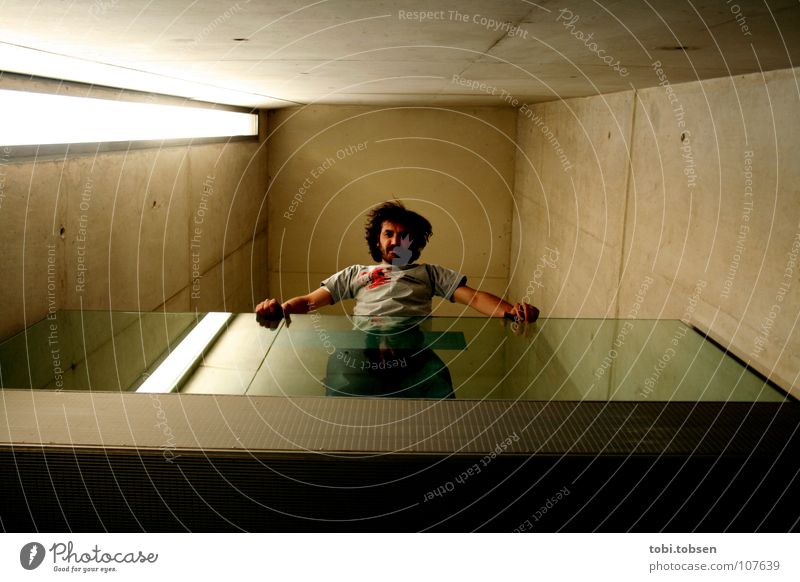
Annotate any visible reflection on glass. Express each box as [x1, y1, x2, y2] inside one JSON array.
[[137, 312, 232, 393], [0, 310, 200, 391], [323, 316, 453, 399], [0, 311, 791, 403]]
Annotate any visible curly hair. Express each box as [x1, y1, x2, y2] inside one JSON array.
[[365, 201, 433, 262]]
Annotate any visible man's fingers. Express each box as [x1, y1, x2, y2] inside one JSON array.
[[511, 302, 540, 323], [256, 299, 294, 329], [522, 303, 540, 322], [255, 298, 285, 320]]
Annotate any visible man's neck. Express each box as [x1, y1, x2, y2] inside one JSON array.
[[379, 260, 418, 268]]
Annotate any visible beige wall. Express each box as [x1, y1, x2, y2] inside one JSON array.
[[510, 90, 635, 318], [511, 67, 800, 394], [265, 105, 517, 316], [0, 117, 269, 342], [5, 69, 797, 395]]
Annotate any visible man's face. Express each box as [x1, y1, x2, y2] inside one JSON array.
[[378, 220, 414, 265]]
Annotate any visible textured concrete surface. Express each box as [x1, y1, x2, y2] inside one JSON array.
[[511, 67, 799, 395], [265, 105, 517, 316], [0, 158, 68, 341], [1, 137, 269, 341], [623, 68, 800, 392], [1, 1, 798, 107], [509, 90, 634, 318]]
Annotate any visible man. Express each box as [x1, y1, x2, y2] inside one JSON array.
[[255, 201, 539, 323]]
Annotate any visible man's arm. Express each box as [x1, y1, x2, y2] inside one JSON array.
[[255, 287, 333, 323], [452, 285, 539, 322]]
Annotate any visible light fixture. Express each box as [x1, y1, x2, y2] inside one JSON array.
[[136, 312, 233, 394], [0, 88, 258, 146]]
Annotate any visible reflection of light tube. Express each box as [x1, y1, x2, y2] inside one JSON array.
[[0, 89, 257, 146], [136, 312, 232, 394]]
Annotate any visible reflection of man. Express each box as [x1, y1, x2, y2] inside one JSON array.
[[255, 201, 539, 322], [324, 319, 455, 399]]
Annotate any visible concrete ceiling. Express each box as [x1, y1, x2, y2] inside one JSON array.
[[1, 0, 798, 108]]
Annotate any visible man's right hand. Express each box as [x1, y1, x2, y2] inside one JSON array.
[[255, 298, 291, 328]]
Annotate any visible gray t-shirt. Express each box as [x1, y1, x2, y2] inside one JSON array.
[[321, 263, 467, 316]]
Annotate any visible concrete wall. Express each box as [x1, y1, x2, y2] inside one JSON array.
[[0, 117, 269, 342], [511, 67, 800, 394], [510, 90, 635, 318], [265, 105, 517, 316]]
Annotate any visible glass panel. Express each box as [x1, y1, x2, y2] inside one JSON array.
[[0, 310, 201, 391], [245, 315, 785, 401], [247, 315, 469, 398], [0, 311, 788, 402], [179, 313, 282, 395], [500, 318, 784, 402]]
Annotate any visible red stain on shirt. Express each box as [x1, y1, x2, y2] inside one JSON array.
[[367, 267, 391, 289]]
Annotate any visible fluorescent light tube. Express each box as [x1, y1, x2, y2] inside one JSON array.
[[136, 312, 232, 394], [0, 89, 257, 146]]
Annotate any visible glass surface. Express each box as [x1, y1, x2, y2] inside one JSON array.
[[0, 310, 200, 391], [0, 311, 788, 402]]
